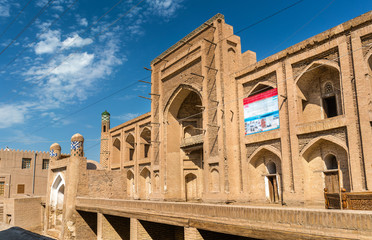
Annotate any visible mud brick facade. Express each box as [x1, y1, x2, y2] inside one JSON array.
[[44, 11, 372, 239]]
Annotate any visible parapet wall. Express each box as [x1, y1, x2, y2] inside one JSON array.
[[76, 197, 372, 239]]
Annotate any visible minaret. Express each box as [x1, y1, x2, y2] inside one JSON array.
[[100, 110, 110, 169]]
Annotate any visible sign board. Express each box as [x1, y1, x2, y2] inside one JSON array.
[[243, 88, 280, 135]]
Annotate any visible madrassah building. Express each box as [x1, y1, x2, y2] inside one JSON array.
[[43, 11, 372, 239]]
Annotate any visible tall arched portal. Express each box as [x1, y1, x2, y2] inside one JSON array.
[[166, 88, 204, 200]]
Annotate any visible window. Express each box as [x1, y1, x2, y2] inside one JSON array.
[[0, 182, 4, 196], [144, 144, 150, 158], [129, 148, 135, 161], [323, 96, 338, 118], [42, 159, 49, 169], [22, 158, 31, 169], [17, 184, 25, 194]]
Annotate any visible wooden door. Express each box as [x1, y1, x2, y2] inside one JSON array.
[[268, 176, 279, 203], [324, 171, 339, 193]]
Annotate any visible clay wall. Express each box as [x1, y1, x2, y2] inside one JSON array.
[[0, 149, 49, 198]]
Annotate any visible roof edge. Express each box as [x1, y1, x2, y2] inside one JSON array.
[[151, 13, 224, 65]]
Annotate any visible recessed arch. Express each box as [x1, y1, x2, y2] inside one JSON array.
[[301, 135, 350, 205], [294, 59, 341, 84], [247, 82, 276, 98], [127, 169, 135, 198], [300, 135, 348, 157], [324, 154, 338, 170], [140, 127, 151, 159], [209, 168, 220, 193], [295, 59, 342, 122], [50, 173, 65, 208], [248, 145, 281, 165], [247, 145, 282, 203], [163, 84, 203, 114], [126, 133, 135, 161], [267, 161, 277, 174], [364, 48, 372, 72], [112, 138, 121, 167], [139, 167, 151, 199], [185, 173, 198, 201], [165, 85, 204, 200]]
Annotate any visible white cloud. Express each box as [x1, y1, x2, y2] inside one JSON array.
[[26, 38, 123, 107], [0, 1, 10, 17], [35, 0, 74, 11], [79, 18, 88, 27], [61, 34, 93, 49], [34, 31, 93, 54], [147, 0, 183, 18], [0, 104, 30, 128], [35, 30, 61, 54], [113, 113, 140, 122]]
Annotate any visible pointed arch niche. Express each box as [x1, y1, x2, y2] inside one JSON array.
[[140, 127, 151, 159], [127, 170, 135, 198], [125, 133, 135, 161], [111, 137, 121, 168], [296, 60, 342, 123], [301, 136, 350, 206], [139, 167, 151, 199], [247, 146, 282, 203]]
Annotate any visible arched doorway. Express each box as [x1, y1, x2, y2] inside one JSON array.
[[185, 173, 197, 201], [127, 170, 134, 198], [139, 168, 151, 199], [248, 146, 282, 203]]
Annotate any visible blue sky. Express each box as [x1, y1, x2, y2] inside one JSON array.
[[0, 0, 370, 161]]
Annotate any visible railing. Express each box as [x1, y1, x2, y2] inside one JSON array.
[[324, 188, 372, 210]]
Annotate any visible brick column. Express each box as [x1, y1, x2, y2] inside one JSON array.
[[184, 227, 203, 240], [97, 213, 103, 240]]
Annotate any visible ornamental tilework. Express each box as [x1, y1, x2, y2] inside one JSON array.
[[71, 141, 82, 150], [50, 149, 57, 157]]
